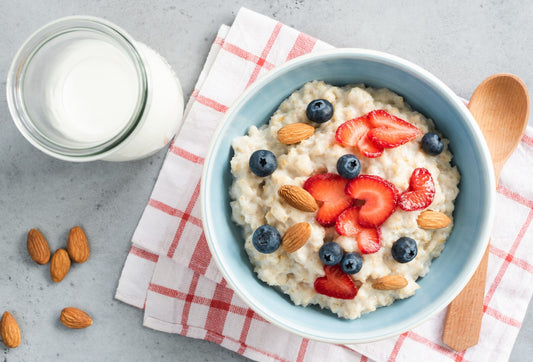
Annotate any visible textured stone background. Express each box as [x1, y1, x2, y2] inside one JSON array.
[[0, 1, 531, 361]]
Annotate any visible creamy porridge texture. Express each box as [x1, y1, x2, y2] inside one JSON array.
[[229, 81, 460, 319]]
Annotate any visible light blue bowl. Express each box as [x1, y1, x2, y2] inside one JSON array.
[[201, 49, 495, 343]]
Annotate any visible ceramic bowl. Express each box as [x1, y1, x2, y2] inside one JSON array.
[[201, 48, 495, 343]]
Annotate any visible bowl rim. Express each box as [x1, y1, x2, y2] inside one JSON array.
[[200, 47, 495, 344]]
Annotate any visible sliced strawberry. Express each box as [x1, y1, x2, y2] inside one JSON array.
[[336, 207, 381, 254], [366, 110, 422, 148], [398, 168, 435, 211], [381, 178, 400, 203], [315, 203, 348, 227], [357, 228, 381, 254], [335, 115, 369, 147], [336, 207, 365, 236], [314, 265, 358, 299], [303, 173, 353, 227], [345, 175, 397, 227], [357, 133, 384, 158], [336, 115, 384, 158]]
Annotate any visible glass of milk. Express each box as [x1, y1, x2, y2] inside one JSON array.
[[6, 16, 184, 162]]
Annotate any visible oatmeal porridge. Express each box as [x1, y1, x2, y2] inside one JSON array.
[[229, 81, 460, 319]]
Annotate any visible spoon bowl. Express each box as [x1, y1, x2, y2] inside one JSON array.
[[469, 74, 530, 176]]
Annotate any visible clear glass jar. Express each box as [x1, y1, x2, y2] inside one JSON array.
[[6, 16, 184, 162]]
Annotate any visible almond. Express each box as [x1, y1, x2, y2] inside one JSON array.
[[27, 228, 51, 265], [277, 123, 314, 144], [372, 275, 408, 290], [417, 210, 451, 229], [282, 223, 311, 253], [50, 249, 71, 283], [60, 307, 92, 329], [67, 226, 90, 263], [278, 185, 318, 212], [1, 311, 21, 348]]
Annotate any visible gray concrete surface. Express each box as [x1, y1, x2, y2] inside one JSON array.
[[1, 1, 531, 361]]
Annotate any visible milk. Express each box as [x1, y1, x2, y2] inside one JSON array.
[[102, 42, 184, 161], [39, 39, 139, 144], [10, 16, 184, 161]]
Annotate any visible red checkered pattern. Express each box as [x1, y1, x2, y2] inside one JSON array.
[[115, 7, 533, 362]]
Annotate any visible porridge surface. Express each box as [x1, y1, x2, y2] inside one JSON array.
[[229, 81, 460, 319]]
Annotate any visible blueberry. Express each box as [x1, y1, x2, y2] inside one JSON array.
[[391, 237, 418, 263], [249, 150, 277, 177], [252, 225, 281, 254], [336, 154, 361, 179], [306, 99, 334, 124], [340, 252, 363, 274], [319, 242, 343, 265], [421, 132, 444, 156]]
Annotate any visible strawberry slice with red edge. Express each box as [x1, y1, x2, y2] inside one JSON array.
[[336, 207, 365, 236], [358, 133, 384, 158], [303, 173, 353, 227], [398, 167, 435, 211], [345, 175, 397, 227], [336, 207, 381, 254], [381, 178, 400, 203], [357, 228, 381, 254], [314, 264, 358, 299], [336, 115, 384, 158], [335, 115, 368, 147], [366, 110, 422, 149]]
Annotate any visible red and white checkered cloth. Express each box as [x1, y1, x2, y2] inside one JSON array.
[[115, 7, 533, 362]]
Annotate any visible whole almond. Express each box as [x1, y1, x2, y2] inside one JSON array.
[[417, 210, 451, 229], [0, 312, 21, 348], [50, 249, 71, 283], [60, 308, 92, 329], [27, 228, 51, 265], [372, 275, 408, 290], [282, 223, 311, 253], [67, 226, 90, 263], [278, 185, 318, 212], [277, 123, 314, 144]]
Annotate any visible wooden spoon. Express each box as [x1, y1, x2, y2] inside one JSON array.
[[442, 74, 530, 351]]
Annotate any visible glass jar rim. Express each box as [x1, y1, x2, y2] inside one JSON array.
[[6, 16, 148, 161]]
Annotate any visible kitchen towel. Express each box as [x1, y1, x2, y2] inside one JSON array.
[[115, 7, 533, 362]]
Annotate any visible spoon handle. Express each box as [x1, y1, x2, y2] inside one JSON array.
[[442, 246, 489, 351], [443, 167, 502, 352]]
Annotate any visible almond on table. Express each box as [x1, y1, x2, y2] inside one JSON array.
[[67, 226, 90, 263], [27, 228, 51, 265], [60, 307, 92, 329], [0, 311, 21, 348], [50, 248, 71, 283]]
